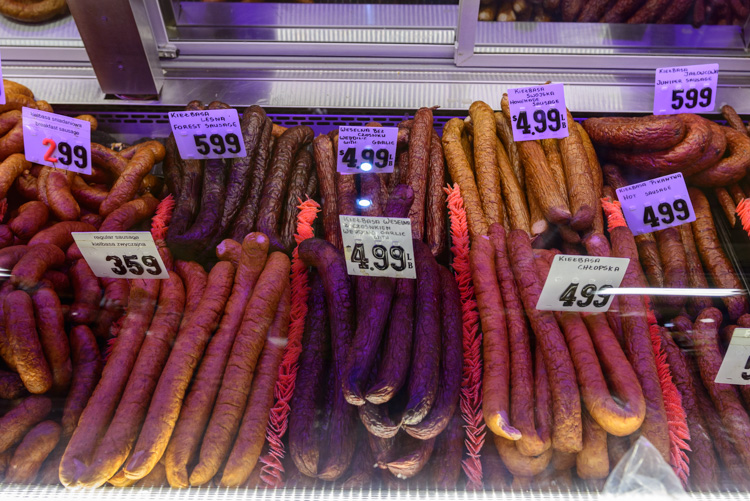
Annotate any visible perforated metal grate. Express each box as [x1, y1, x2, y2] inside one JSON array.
[[57, 109, 465, 143]]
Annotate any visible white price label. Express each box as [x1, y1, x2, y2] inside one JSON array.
[[0, 52, 5, 105], [22, 107, 92, 175], [507, 83, 569, 142], [536, 254, 629, 312], [715, 328, 750, 385], [72, 232, 169, 280], [168, 108, 246, 160], [616, 173, 695, 236], [337, 126, 397, 175], [654, 64, 718, 115], [340, 215, 416, 279]]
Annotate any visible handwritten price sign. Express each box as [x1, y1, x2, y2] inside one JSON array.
[[72, 232, 169, 280], [654, 64, 718, 115], [508, 83, 569, 142], [169, 108, 247, 160], [536, 254, 628, 312], [22, 108, 92, 175], [616, 173, 695, 236], [337, 126, 397, 175]]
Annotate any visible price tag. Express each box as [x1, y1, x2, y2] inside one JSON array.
[[507, 83, 569, 142], [337, 126, 397, 175], [616, 173, 695, 236], [168, 108, 246, 160], [536, 254, 629, 312], [715, 328, 750, 385], [340, 215, 416, 279], [654, 64, 718, 115], [0, 52, 5, 105], [72, 232, 169, 280], [22, 107, 91, 175]]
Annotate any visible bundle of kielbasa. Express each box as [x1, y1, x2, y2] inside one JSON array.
[[2, 81, 750, 492], [0, 77, 171, 485], [165, 102, 316, 261]]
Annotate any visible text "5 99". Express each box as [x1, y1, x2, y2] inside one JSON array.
[[193, 133, 241, 156]]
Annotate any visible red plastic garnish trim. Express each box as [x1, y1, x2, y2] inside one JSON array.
[[260, 197, 320, 487], [601, 197, 626, 230], [150, 194, 175, 241], [736, 198, 750, 238], [445, 183, 484, 489], [649, 322, 691, 486]]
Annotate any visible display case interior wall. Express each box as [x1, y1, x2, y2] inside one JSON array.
[[1, 88, 750, 499]]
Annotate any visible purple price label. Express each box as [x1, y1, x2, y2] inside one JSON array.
[[653, 64, 718, 115], [337, 126, 397, 175], [169, 109, 247, 160], [22, 107, 92, 175], [507, 83, 569, 142], [616, 173, 695, 236]]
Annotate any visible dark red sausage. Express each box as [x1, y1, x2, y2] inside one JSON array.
[[507, 229, 581, 453]]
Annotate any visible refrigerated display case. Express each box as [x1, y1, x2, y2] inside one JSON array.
[[1, 0, 750, 498]]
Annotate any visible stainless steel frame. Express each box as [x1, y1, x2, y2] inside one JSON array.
[[2, 0, 748, 113], [66, 0, 162, 96], [0, 13, 87, 64]]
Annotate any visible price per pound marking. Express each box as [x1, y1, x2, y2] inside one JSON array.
[[339, 215, 416, 279], [536, 254, 628, 313], [671, 87, 712, 111], [41, 138, 88, 169], [106, 254, 163, 277], [22, 107, 92, 175], [71, 231, 169, 280], [616, 173, 695, 236], [513, 108, 565, 137], [642, 198, 691, 228], [558, 283, 613, 309], [168, 108, 247, 160], [715, 328, 750, 385], [742, 356, 750, 382], [507, 83, 569, 142], [336, 126, 397, 175], [193, 133, 242, 156], [349, 242, 409, 273], [654, 63, 718, 115], [339, 147, 391, 172]]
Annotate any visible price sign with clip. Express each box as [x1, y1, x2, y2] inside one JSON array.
[[72, 232, 169, 280], [654, 64, 718, 115], [22, 107, 92, 175], [337, 126, 397, 175], [616, 173, 695, 236], [536, 254, 629, 313], [715, 328, 750, 385], [169, 109, 247, 160], [340, 215, 416, 279], [507, 83, 569, 142]]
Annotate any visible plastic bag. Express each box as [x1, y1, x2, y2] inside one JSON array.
[[602, 436, 685, 496]]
